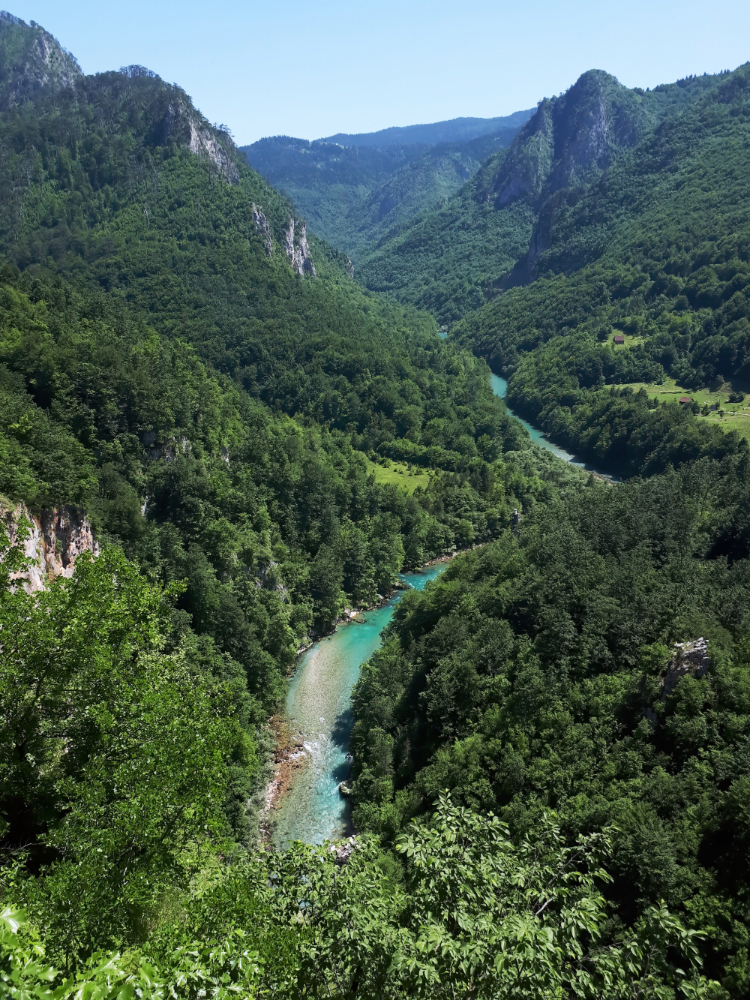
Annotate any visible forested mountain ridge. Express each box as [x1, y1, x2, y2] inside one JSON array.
[[0, 11, 744, 999], [454, 62, 750, 476], [321, 109, 533, 147], [360, 67, 727, 323], [240, 114, 530, 262]]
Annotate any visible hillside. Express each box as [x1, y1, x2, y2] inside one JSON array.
[[360, 69, 724, 324], [240, 114, 530, 261], [349, 457, 750, 992], [454, 62, 750, 476], [321, 109, 533, 146], [3, 11, 750, 1000]]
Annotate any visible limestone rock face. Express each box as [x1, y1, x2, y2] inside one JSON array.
[[0, 13, 82, 110], [484, 70, 649, 212], [663, 638, 711, 695], [252, 204, 273, 256], [2, 500, 99, 593], [285, 218, 316, 276], [187, 116, 239, 183]]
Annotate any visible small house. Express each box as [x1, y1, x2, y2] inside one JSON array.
[[679, 396, 693, 405], [613, 334, 625, 345]]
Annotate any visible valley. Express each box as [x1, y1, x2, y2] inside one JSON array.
[[1, 7, 750, 999], [240, 109, 532, 264]]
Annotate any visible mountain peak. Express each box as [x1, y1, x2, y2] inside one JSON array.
[[482, 69, 649, 210], [0, 11, 82, 109]]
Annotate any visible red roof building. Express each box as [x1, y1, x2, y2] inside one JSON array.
[[613, 334, 625, 344], [679, 396, 693, 404]]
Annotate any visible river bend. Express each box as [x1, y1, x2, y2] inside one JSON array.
[[270, 564, 446, 849], [270, 371, 614, 848]]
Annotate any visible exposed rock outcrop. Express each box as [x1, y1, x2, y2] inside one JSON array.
[[485, 71, 650, 213], [0, 12, 82, 110], [663, 638, 711, 696], [285, 218, 316, 276], [252, 204, 273, 256], [346, 256, 355, 279], [187, 116, 239, 183], [2, 500, 99, 593], [140, 431, 191, 462]]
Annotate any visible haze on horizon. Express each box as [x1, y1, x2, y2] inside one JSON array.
[[5, 0, 750, 144]]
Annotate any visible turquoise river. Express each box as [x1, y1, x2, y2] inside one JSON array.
[[270, 563, 447, 848], [270, 371, 615, 848]]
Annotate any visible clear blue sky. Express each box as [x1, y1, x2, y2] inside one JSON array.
[[6, 0, 750, 144]]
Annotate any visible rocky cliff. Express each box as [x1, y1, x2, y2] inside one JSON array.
[[0, 12, 82, 110], [1, 500, 99, 593], [285, 218, 316, 276], [482, 70, 651, 212]]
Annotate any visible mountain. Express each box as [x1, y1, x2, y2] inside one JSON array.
[[0, 9, 526, 876], [360, 69, 723, 324], [0, 11, 537, 655], [0, 9, 81, 108], [321, 109, 533, 147], [453, 62, 750, 476], [3, 12, 750, 998], [240, 113, 532, 261]]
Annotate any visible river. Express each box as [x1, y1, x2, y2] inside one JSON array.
[[270, 563, 447, 849], [269, 369, 614, 848], [489, 373, 618, 479]]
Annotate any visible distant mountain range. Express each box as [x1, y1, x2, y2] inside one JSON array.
[[358, 68, 735, 324], [320, 110, 533, 147], [240, 111, 533, 261]]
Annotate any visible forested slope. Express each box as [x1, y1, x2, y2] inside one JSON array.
[[454, 62, 750, 476], [241, 116, 529, 262], [350, 456, 750, 992], [361, 69, 725, 324]]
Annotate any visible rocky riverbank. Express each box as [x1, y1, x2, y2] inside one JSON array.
[[260, 715, 309, 840]]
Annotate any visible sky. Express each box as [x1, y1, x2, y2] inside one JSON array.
[[7, 0, 750, 145]]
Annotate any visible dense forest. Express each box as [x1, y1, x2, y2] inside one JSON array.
[[240, 113, 529, 264], [454, 62, 750, 476], [1, 8, 750, 999]]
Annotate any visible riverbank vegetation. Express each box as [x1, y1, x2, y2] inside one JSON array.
[[349, 455, 750, 992], [0, 12, 747, 998]]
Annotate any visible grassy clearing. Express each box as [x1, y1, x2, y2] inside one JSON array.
[[366, 458, 432, 494], [620, 376, 750, 442], [608, 329, 646, 349]]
